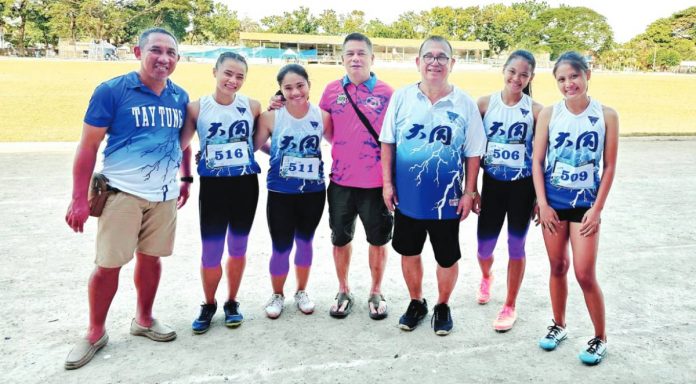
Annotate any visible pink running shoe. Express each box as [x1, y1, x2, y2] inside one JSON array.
[[493, 306, 517, 332], [476, 275, 493, 304]]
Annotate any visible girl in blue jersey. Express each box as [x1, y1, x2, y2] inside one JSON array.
[[180, 52, 262, 333], [254, 64, 333, 319], [532, 52, 619, 365], [475, 50, 543, 332]]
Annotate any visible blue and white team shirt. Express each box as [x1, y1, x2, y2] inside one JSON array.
[[196, 94, 260, 177], [84, 71, 189, 202], [380, 84, 487, 220], [544, 98, 605, 210], [267, 104, 325, 194], [482, 92, 535, 181]]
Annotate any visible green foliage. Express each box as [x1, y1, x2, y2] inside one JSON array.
[[261, 6, 318, 34], [622, 6, 696, 70], [517, 6, 614, 59], [1, 0, 693, 72], [656, 48, 681, 69]]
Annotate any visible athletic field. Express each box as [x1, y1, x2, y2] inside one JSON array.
[[0, 137, 694, 383], [1, 58, 695, 141]]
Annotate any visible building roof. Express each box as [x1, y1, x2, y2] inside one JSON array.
[[239, 32, 489, 50]]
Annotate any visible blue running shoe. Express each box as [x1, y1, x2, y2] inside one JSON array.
[[539, 319, 567, 350], [192, 302, 217, 334], [398, 299, 428, 331], [579, 337, 607, 365], [223, 300, 244, 328], [431, 303, 453, 336]]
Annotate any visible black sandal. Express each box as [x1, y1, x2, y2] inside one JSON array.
[[329, 292, 354, 318]]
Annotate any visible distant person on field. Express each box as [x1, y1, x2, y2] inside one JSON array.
[[532, 51, 618, 365], [380, 36, 486, 336], [64, 27, 191, 370], [180, 52, 262, 334]]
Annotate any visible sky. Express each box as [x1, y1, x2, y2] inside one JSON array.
[[222, 0, 694, 43]]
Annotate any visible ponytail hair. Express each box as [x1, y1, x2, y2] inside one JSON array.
[[504, 50, 536, 96], [215, 51, 248, 71]]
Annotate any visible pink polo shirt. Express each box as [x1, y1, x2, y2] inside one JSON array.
[[319, 74, 393, 188]]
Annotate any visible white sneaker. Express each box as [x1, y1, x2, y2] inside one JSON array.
[[294, 290, 315, 314], [264, 294, 284, 319]]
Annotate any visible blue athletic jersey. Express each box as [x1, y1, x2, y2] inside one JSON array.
[[544, 98, 605, 209], [196, 94, 260, 177], [380, 84, 486, 220], [267, 104, 325, 194], [84, 71, 189, 202], [482, 93, 535, 181]]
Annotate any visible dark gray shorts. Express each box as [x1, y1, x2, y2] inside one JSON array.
[[327, 182, 393, 247]]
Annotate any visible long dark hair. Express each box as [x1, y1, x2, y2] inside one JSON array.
[[504, 50, 536, 96], [276, 64, 310, 101]]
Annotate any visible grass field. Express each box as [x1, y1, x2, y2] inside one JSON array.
[[1, 58, 695, 141]]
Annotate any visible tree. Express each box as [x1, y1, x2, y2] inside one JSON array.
[[239, 16, 259, 32], [517, 6, 614, 59], [128, 0, 192, 42], [420, 7, 477, 40], [47, 0, 81, 44], [261, 6, 318, 34], [476, 4, 529, 55], [3, 0, 35, 56], [206, 2, 239, 45], [389, 11, 422, 39], [656, 48, 681, 70], [670, 6, 696, 41], [365, 19, 394, 38], [341, 10, 365, 34], [624, 6, 696, 70], [317, 9, 340, 35], [27, 0, 55, 55], [511, 0, 550, 19], [187, 0, 214, 44]]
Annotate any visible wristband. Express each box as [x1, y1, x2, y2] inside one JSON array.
[[180, 176, 194, 183], [464, 191, 479, 199]]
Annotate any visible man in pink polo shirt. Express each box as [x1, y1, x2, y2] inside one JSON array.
[[320, 33, 394, 320]]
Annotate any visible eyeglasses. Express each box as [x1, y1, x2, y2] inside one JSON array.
[[422, 54, 450, 65]]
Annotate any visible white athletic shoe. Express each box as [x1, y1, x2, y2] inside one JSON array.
[[294, 290, 315, 314], [264, 294, 285, 319]]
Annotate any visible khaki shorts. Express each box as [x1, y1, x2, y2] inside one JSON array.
[[96, 192, 177, 268]]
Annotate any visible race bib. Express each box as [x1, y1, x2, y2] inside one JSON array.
[[485, 141, 525, 168], [551, 160, 595, 189], [281, 155, 321, 180], [206, 139, 251, 168]]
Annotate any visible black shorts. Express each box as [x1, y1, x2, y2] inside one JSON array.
[[266, 190, 326, 252], [327, 182, 393, 247], [477, 174, 536, 244], [556, 207, 589, 223], [392, 210, 461, 268], [199, 175, 259, 242]]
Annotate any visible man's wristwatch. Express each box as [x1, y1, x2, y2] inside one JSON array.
[[463, 191, 479, 199], [180, 176, 194, 183]]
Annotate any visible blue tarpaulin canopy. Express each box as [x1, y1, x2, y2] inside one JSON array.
[[181, 47, 318, 60]]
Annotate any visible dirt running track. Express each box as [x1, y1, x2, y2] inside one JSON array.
[[0, 137, 694, 383]]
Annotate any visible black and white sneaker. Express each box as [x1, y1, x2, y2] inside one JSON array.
[[431, 303, 453, 336], [398, 299, 428, 331]]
